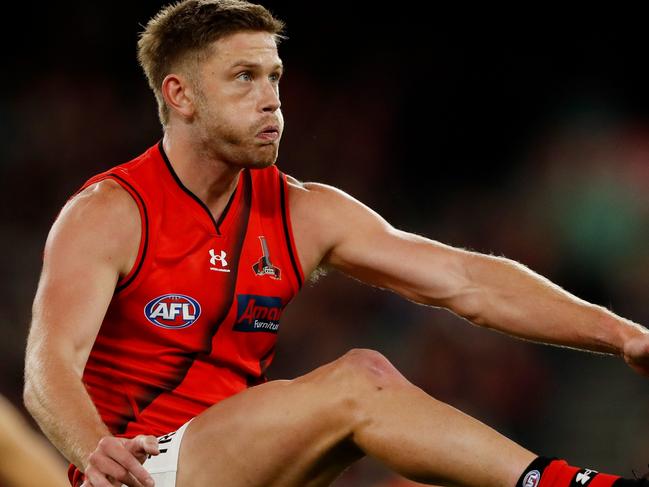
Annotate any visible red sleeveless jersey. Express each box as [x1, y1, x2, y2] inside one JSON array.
[[74, 141, 304, 437]]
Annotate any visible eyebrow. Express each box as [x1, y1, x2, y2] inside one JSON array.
[[230, 60, 284, 72]]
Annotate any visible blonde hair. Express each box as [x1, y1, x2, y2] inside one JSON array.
[[137, 0, 286, 126]]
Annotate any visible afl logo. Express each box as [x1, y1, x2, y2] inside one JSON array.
[[144, 294, 201, 329]]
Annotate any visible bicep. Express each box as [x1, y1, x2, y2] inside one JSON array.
[[332, 231, 472, 307], [26, 181, 140, 376], [307, 184, 472, 306], [30, 240, 118, 376]]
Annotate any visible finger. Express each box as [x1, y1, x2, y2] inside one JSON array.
[[623, 336, 649, 375], [84, 465, 120, 487], [624, 351, 649, 377], [625, 335, 649, 358], [626, 359, 649, 378], [107, 476, 122, 487], [130, 435, 160, 456], [102, 441, 155, 487], [91, 455, 135, 486], [111, 473, 148, 487], [127, 435, 160, 465]]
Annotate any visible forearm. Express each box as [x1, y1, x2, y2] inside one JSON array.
[[24, 353, 111, 471], [447, 253, 647, 355]]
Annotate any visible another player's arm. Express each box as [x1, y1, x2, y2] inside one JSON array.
[[288, 179, 649, 375], [23, 181, 157, 487], [0, 395, 69, 487]]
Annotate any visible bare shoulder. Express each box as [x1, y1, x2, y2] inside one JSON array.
[[285, 176, 355, 240], [285, 175, 391, 274], [60, 178, 138, 223], [286, 175, 350, 199], [286, 175, 373, 216], [286, 175, 389, 230], [45, 179, 141, 277]]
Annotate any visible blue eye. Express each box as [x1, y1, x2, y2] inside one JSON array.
[[237, 72, 252, 81]]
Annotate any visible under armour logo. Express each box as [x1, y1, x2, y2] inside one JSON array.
[[575, 469, 597, 485], [209, 249, 230, 273]]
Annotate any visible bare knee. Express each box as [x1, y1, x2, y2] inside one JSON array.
[[293, 349, 413, 414], [333, 348, 409, 391], [316, 349, 411, 426]]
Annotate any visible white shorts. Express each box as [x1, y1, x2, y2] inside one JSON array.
[[125, 419, 192, 487]]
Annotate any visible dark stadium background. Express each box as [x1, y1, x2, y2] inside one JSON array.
[[2, 3, 649, 485]]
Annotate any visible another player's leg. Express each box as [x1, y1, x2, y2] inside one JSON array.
[[176, 349, 644, 487]]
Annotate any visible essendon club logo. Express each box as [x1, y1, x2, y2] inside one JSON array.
[[234, 294, 283, 333], [252, 236, 281, 280]]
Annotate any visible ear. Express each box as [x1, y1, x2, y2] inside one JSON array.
[[161, 73, 197, 119]]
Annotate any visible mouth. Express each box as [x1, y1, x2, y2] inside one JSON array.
[[256, 125, 280, 141]]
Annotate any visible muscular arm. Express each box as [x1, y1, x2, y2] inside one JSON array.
[[288, 180, 649, 369], [23, 180, 156, 484]]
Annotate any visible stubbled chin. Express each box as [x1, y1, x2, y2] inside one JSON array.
[[225, 141, 278, 169], [237, 153, 277, 169], [236, 160, 273, 169]]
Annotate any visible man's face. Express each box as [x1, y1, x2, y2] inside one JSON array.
[[190, 30, 284, 169]]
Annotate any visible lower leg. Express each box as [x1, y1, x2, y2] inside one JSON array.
[[351, 376, 535, 487], [339, 350, 644, 487]]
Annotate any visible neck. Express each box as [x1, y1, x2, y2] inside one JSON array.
[[161, 129, 241, 214]]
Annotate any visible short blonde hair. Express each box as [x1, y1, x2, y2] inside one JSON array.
[[137, 0, 286, 126]]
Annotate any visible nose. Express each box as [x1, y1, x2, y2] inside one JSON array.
[[259, 79, 281, 113]]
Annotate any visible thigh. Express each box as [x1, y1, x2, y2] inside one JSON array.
[[176, 360, 365, 487]]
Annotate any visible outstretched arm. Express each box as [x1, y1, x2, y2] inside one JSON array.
[[288, 180, 649, 375]]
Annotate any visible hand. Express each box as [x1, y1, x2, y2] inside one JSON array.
[[81, 435, 159, 487], [623, 332, 649, 377]]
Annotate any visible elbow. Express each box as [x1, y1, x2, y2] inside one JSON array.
[[23, 360, 42, 416], [442, 251, 490, 327], [23, 333, 42, 415], [443, 251, 512, 329], [23, 378, 38, 417], [428, 281, 490, 327], [449, 290, 489, 327], [23, 352, 45, 417]]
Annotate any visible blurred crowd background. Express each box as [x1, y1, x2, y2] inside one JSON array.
[[2, 3, 649, 485]]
